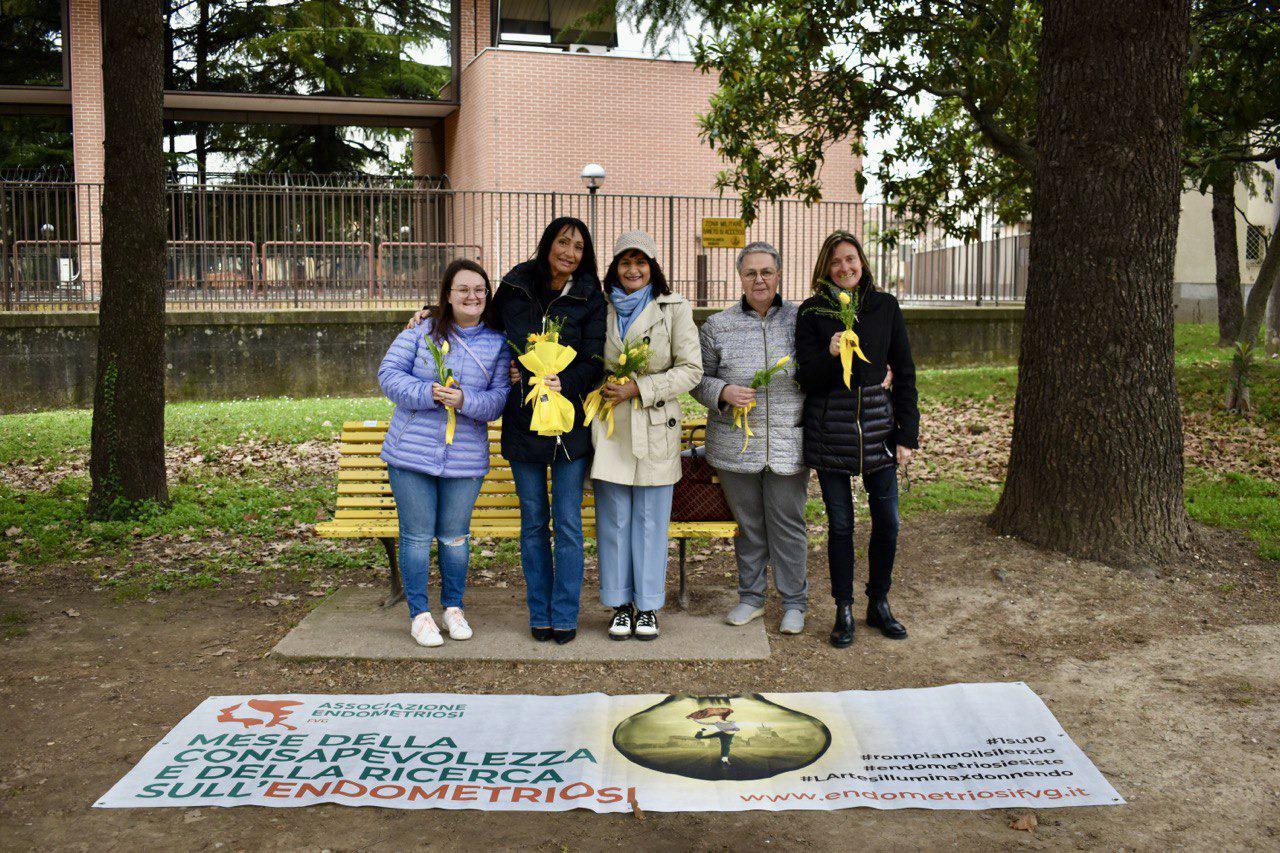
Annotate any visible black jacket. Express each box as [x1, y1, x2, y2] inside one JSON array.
[[794, 283, 919, 475], [491, 259, 608, 463]]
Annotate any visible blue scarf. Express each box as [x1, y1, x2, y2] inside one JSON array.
[[610, 284, 654, 338]]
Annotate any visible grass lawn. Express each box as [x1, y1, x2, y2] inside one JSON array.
[[1, 323, 1276, 576]]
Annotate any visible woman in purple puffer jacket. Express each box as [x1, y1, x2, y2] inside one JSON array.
[[377, 259, 511, 649]]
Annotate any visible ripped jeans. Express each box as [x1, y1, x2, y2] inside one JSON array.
[[386, 466, 485, 618]]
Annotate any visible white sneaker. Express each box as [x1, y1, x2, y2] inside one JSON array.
[[634, 610, 659, 640], [608, 605, 635, 640], [442, 607, 473, 641], [410, 612, 444, 647], [726, 602, 765, 626]]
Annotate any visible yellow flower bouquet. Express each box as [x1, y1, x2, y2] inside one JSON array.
[[423, 336, 459, 444], [734, 355, 791, 452], [582, 337, 650, 438], [813, 287, 870, 389], [514, 318, 578, 437]]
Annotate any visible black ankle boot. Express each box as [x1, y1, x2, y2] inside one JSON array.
[[866, 597, 908, 639], [829, 602, 855, 648], [552, 628, 577, 645]]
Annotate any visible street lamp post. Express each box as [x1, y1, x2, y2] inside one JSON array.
[[580, 163, 606, 238]]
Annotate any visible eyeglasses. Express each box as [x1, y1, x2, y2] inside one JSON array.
[[741, 269, 779, 282]]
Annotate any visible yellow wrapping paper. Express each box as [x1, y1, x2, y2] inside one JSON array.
[[518, 339, 578, 437], [839, 329, 870, 390]]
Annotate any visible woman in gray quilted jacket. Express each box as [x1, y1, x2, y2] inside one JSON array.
[[691, 242, 810, 636]]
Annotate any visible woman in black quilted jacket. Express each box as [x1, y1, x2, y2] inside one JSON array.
[[794, 230, 919, 648]]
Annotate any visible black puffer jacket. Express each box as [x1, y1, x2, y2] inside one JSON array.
[[492, 259, 607, 463], [794, 282, 919, 475]]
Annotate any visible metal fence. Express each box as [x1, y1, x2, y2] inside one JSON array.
[[0, 180, 1028, 311]]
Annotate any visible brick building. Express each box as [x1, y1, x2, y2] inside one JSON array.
[[2, 0, 860, 200]]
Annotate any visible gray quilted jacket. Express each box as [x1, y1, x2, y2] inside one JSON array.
[[691, 298, 805, 475]]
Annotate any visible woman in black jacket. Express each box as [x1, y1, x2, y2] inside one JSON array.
[[409, 217, 608, 644], [794, 230, 919, 648]]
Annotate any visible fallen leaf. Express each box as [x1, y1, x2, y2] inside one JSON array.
[[63, 608, 80, 618], [1009, 813, 1038, 832], [4, 527, 20, 538]]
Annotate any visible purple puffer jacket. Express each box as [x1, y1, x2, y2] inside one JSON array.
[[378, 320, 511, 478]]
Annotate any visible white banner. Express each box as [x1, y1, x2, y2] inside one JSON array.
[[96, 683, 1123, 812]]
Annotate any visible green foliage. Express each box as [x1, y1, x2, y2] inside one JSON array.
[[626, 0, 1280, 237], [0, 396, 393, 463], [1174, 324, 1280, 419], [917, 365, 1018, 405], [0, 476, 331, 566], [1184, 1, 1280, 190], [0, 116, 72, 173], [899, 479, 1000, 517], [1186, 469, 1280, 560], [165, 0, 451, 172], [0, 0, 64, 87], [0, 610, 29, 640], [630, 0, 1040, 228]]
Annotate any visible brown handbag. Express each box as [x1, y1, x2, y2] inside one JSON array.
[[671, 422, 735, 522]]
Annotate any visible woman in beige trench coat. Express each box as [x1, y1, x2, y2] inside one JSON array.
[[591, 231, 702, 641]]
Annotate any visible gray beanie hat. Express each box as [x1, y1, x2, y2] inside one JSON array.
[[612, 230, 659, 261]]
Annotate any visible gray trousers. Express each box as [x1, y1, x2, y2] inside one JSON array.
[[716, 468, 810, 612]]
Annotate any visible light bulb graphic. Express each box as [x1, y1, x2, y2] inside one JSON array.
[[612, 694, 831, 781]]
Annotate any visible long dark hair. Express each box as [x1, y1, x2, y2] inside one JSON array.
[[603, 249, 671, 296], [533, 217, 598, 286], [429, 258, 496, 344], [810, 230, 875, 293]]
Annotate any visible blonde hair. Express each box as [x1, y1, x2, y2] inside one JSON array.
[[810, 230, 874, 294]]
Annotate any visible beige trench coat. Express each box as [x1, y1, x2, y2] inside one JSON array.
[[589, 293, 703, 486]]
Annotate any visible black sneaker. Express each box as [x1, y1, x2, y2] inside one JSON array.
[[608, 605, 634, 640], [634, 610, 659, 640]]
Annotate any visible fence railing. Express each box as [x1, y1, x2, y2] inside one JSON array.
[[0, 181, 1028, 311]]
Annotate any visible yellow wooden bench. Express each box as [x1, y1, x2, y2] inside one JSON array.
[[315, 418, 737, 609]]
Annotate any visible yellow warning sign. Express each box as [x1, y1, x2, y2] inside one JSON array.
[[701, 218, 746, 249]]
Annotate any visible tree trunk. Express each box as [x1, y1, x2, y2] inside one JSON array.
[[1210, 178, 1243, 345], [1227, 205, 1280, 408], [1267, 266, 1280, 357], [991, 0, 1191, 566], [88, 0, 168, 518]]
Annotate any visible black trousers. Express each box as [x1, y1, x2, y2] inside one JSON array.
[[816, 465, 900, 601]]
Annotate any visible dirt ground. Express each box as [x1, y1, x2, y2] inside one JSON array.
[[2, 511, 1278, 852]]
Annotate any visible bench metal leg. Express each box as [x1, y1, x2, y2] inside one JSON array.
[[380, 537, 405, 609], [677, 538, 689, 611]]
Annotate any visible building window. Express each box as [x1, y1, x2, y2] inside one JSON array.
[[165, 0, 453, 101], [0, 0, 67, 87], [1245, 224, 1269, 264]]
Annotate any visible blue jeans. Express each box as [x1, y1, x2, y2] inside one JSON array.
[[594, 480, 674, 612], [510, 456, 590, 630], [387, 465, 484, 619], [816, 465, 900, 601]]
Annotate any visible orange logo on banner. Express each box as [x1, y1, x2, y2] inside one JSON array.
[[217, 699, 304, 731]]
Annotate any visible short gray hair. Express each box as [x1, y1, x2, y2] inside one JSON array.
[[736, 241, 781, 273]]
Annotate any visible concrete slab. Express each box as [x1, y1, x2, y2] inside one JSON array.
[[272, 587, 771, 661]]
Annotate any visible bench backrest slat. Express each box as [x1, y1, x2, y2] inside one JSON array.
[[329, 419, 704, 526]]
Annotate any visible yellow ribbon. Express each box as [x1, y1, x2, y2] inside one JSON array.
[[732, 401, 756, 452], [518, 339, 577, 437], [582, 387, 613, 437], [442, 375, 458, 445], [583, 376, 636, 438], [839, 329, 871, 390]]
